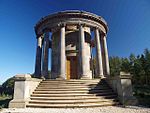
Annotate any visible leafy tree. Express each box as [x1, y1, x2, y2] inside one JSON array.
[[2, 77, 15, 96], [109, 56, 122, 76], [109, 49, 150, 86], [144, 48, 150, 85], [120, 58, 130, 73]]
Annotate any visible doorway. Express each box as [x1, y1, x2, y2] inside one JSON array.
[[66, 56, 78, 79]]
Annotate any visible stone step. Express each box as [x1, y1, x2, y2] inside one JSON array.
[[27, 79, 119, 108], [31, 92, 116, 97], [39, 82, 106, 85], [38, 84, 109, 88], [29, 99, 116, 104], [43, 79, 101, 82], [30, 95, 117, 100], [41, 81, 100, 83], [40, 81, 103, 85], [27, 101, 119, 108], [35, 87, 111, 91], [38, 84, 106, 87], [36, 88, 110, 91], [41, 81, 101, 84], [37, 87, 111, 90], [36, 85, 109, 89], [33, 89, 113, 94]]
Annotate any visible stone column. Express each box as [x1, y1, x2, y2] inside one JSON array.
[[94, 28, 104, 78], [34, 36, 42, 78], [42, 32, 49, 78], [79, 25, 88, 79], [102, 34, 110, 76], [58, 26, 66, 79]]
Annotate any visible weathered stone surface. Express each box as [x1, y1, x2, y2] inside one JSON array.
[[35, 10, 108, 36], [58, 26, 66, 79], [79, 25, 91, 79], [42, 32, 49, 78], [9, 74, 42, 108], [106, 72, 138, 105], [34, 10, 109, 80], [34, 36, 43, 78], [101, 35, 110, 76], [95, 28, 103, 78]]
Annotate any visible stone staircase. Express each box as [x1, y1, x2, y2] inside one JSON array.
[[27, 79, 119, 108]]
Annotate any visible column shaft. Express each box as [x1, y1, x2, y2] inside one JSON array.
[[95, 29, 104, 77], [103, 35, 110, 76], [34, 36, 42, 78], [79, 25, 87, 78], [59, 26, 66, 79], [42, 32, 49, 78]]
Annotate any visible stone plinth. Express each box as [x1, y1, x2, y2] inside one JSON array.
[[9, 74, 42, 108], [106, 72, 138, 105]]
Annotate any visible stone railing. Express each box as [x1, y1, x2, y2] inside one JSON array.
[[9, 74, 42, 108], [106, 72, 138, 105]]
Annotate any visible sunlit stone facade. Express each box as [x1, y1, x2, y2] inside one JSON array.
[[34, 10, 110, 79]]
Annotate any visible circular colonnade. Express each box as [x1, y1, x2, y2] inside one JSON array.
[[34, 10, 110, 79]]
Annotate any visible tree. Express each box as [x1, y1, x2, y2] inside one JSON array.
[[120, 58, 130, 73], [109, 56, 122, 76], [2, 77, 15, 96], [144, 49, 150, 85]]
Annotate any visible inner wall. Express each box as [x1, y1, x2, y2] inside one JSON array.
[[51, 25, 92, 79]]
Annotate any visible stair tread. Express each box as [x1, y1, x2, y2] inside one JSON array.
[[31, 93, 116, 97], [35, 87, 110, 91], [27, 101, 119, 108], [37, 86, 109, 88], [29, 98, 116, 103], [43, 79, 101, 82], [33, 90, 113, 94], [27, 79, 119, 108], [28, 101, 117, 104], [38, 84, 109, 88], [30, 95, 117, 100]]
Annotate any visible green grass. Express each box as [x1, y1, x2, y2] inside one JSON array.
[[0, 95, 12, 109]]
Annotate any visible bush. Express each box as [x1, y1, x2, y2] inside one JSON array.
[[2, 77, 15, 96]]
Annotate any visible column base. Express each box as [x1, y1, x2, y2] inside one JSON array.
[[51, 72, 59, 79], [96, 74, 105, 79], [80, 75, 91, 79], [41, 71, 49, 79], [56, 74, 66, 80], [33, 73, 41, 78], [41, 76, 46, 80]]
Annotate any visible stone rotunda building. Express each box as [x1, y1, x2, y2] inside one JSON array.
[[34, 10, 110, 79], [9, 10, 136, 108]]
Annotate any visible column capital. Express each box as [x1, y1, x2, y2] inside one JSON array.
[[42, 28, 50, 33], [37, 34, 43, 38], [36, 33, 43, 39], [100, 31, 107, 38], [78, 22, 86, 27], [93, 26, 99, 30], [58, 22, 66, 27]]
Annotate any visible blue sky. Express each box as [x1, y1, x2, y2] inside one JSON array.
[[0, 0, 150, 84]]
